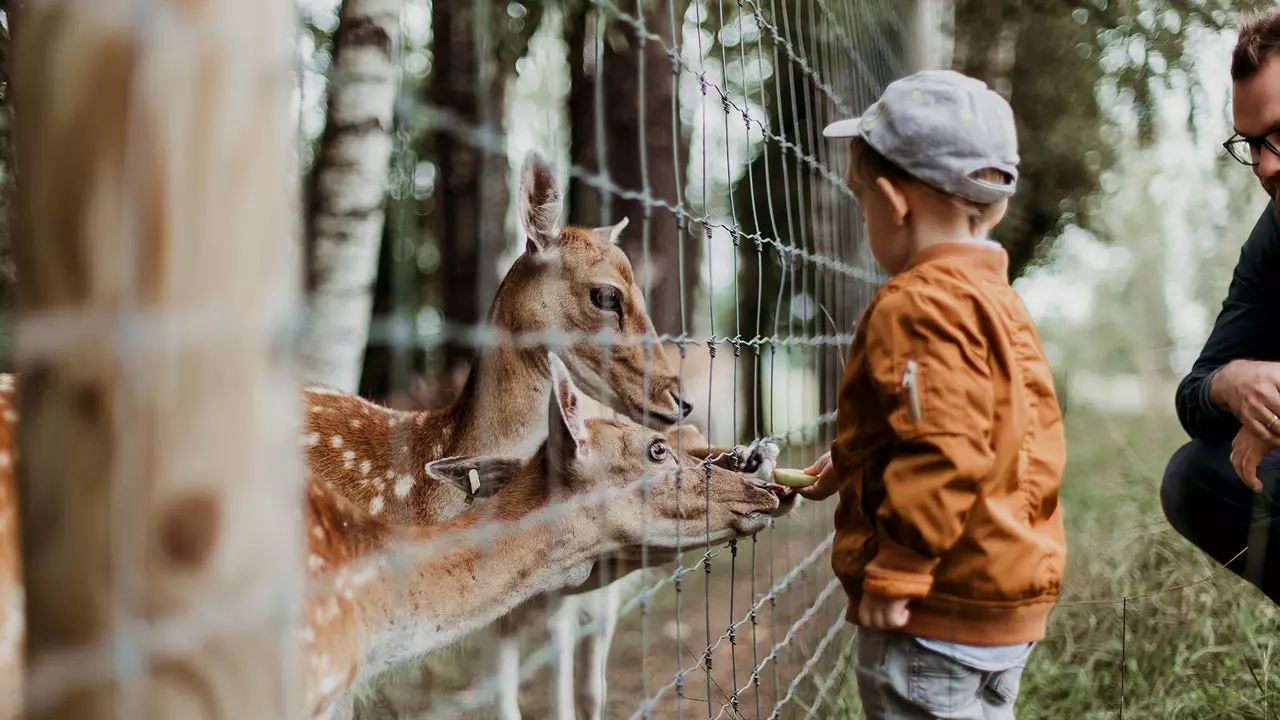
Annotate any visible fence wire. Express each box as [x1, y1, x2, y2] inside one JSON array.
[[319, 0, 901, 717], [7, 1, 1280, 720]]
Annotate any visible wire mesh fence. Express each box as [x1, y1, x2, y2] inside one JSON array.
[[4, 0, 1280, 719], [1, 0, 906, 718], [293, 0, 904, 718]]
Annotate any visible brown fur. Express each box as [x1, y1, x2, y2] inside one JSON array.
[[0, 366, 784, 720], [302, 152, 736, 532]]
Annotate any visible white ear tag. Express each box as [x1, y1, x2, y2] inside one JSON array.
[[468, 469, 480, 494]]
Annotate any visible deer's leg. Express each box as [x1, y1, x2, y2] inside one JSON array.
[[495, 636, 522, 720], [550, 595, 579, 720], [495, 610, 526, 720], [573, 582, 624, 720]]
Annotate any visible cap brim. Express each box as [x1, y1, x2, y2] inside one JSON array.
[[822, 117, 864, 139]]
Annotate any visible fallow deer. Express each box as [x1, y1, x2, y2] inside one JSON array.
[[0, 356, 786, 720], [304, 353, 789, 719], [301, 149, 700, 529], [298, 150, 790, 718]]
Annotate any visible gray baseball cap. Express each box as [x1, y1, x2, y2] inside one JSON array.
[[824, 69, 1019, 205]]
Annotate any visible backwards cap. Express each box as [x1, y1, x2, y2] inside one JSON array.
[[823, 69, 1019, 204]]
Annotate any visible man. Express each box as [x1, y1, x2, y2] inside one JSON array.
[[1161, 9, 1280, 601]]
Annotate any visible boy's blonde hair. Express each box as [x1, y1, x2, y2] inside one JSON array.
[[844, 137, 1011, 228]]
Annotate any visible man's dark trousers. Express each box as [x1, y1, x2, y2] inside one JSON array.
[[1162, 440, 1280, 602]]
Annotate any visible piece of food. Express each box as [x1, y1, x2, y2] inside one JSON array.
[[771, 467, 816, 488]]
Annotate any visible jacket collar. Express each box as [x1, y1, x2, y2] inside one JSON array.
[[901, 239, 1009, 278]]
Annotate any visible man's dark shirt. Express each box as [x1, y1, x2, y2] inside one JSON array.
[[1176, 200, 1280, 442]]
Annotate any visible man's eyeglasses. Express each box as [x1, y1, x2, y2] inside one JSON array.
[[1224, 131, 1280, 167]]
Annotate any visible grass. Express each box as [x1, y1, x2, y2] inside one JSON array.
[[1006, 403, 1280, 720]]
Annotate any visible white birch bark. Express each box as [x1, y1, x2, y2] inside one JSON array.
[[298, 0, 406, 392]]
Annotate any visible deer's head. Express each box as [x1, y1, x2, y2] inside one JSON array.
[[429, 355, 781, 547], [488, 150, 691, 430]]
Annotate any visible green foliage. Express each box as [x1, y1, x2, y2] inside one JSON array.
[[955, 0, 1274, 279]]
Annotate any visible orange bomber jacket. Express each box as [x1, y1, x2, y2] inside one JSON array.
[[830, 241, 1067, 647]]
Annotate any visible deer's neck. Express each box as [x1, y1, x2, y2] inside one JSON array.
[[347, 471, 606, 680], [444, 346, 549, 458], [302, 347, 549, 526]]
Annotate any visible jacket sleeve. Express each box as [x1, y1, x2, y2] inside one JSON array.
[[1175, 201, 1280, 442], [860, 285, 996, 600]]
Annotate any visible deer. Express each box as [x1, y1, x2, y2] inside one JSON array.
[[297, 150, 794, 719], [0, 354, 789, 720]]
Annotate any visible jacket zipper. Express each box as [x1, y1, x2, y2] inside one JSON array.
[[902, 360, 922, 422]]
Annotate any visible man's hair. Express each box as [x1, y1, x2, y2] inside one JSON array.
[[1232, 10, 1280, 81], [844, 137, 1010, 225]]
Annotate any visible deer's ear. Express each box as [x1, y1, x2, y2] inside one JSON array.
[[595, 216, 629, 245], [546, 353, 588, 472], [519, 150, 563, 253], [425, 455, 524, 500]]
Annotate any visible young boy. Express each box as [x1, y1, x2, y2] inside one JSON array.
[[797, 70, 1067, 718]]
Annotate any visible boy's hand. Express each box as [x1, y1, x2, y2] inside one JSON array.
[[858, 592, 911, 629], [860, 591, 911, 625], [795, 451, 838, 501]]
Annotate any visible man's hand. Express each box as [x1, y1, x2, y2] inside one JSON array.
[[1212, 360, 1280, 441], [1231, 425, 1279, 492], [858, 592, 911, 629], [796, 451, 839, 501]]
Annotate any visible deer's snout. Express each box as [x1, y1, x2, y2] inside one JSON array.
[[677, 395, 693, 420]]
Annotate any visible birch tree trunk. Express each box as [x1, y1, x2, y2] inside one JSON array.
[[11, 0, 303, 717], [299, 0, 405, 393]]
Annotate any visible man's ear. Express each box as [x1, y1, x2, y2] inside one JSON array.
[[875, 176, 910, 226], [425, 455, 525, 501], [545, 352, 589, 483]]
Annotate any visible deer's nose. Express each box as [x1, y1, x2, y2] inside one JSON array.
[[679, 398, 694, 419]]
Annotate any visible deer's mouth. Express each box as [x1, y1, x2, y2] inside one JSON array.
[[730, 509, 774, 534], [634, 404, 680, 429], [766, 484, 801, 517]]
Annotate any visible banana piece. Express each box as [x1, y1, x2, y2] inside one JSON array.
[[772, 467, 816, 488]]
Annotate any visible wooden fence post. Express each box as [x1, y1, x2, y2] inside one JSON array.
[[10, 0, 304, 718]]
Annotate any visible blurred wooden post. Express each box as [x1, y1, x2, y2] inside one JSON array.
[[10, 0, 303, 718]]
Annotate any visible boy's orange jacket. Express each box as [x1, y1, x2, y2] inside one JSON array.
[[830, 241, 1066, 646]]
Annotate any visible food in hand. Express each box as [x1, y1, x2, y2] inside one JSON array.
[[772, 467, 817, 488]]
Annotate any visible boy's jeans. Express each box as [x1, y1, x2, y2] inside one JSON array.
[[855, 628, 1025, 719]]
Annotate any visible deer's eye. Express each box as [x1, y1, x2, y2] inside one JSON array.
[[647, 439, 669, 463], [590, 286, 622, 313]]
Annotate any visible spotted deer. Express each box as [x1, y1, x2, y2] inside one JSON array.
[[301, 150, 698, 528], [0, 355, 788, 720], [299, 150, 789, 718]]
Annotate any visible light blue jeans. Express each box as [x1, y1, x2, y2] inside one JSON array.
[[855, 628, 1026, 719]]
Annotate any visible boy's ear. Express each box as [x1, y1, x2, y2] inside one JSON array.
[[875, 176, 910, 226], [985, 199, 1010, 230]]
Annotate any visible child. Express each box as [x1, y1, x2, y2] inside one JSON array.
[[797, 69, 1067, 719]]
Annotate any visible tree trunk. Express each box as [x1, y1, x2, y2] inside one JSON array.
[[434, 0, 510, 379], [566, 3, 694, 339], [360, 1, 543, 401], [11, 0, 303, 717], [299, 0, 405, 393]]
